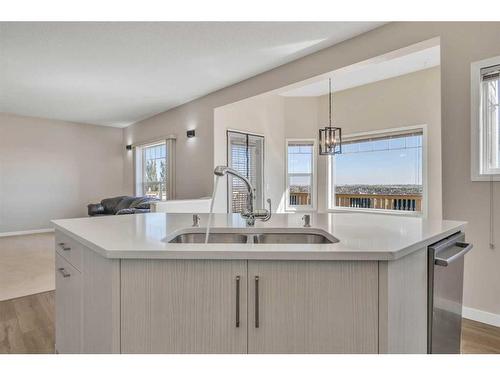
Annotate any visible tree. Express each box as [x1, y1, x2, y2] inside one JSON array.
[[159, 160, 167, 199], [160, 160, 167, 182], [145, 160, 159, 193], [145, 160, 157, 182]]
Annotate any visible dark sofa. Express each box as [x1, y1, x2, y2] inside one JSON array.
[[87, 196, 159, 216]]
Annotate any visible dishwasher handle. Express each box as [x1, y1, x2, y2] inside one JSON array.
[[434, 242, 473, 267]]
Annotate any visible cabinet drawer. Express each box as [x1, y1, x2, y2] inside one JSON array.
[[55, 253, 82, 354], [55, 230, 83, 271]]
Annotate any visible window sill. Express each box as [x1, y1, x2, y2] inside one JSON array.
[[328, 206, 423, 217], [285, 206, 316, 213], [471, 174, 500, 182]]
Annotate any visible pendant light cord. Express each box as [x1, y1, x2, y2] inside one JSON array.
[[329, 78, 332, 126]]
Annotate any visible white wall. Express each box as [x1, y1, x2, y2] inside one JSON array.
[[215, 67, 441, 217], [125, 22, 500, 319], [123, 95, 217, 200], [0, 112, 125, 233], [213, 94, 286, 213], [284, 97, 319, 139], [316, 66, 442, 219]]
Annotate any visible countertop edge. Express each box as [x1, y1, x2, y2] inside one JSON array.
[[52, 222, 111, 259], [51, 220, 467, 262]]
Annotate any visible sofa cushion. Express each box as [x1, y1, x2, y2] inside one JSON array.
[[114, 196, 139, 212], [88, 203, 105, 216], [130, 196, 157, 209], [101, 196, 127, 214], [116, 207, 151, 215], [115, 208, 135, 215]]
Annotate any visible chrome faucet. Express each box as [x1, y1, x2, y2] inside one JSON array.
[[192, 214, 200, 227], [302, 214, 311, 227], [214, 165, 271, 226]]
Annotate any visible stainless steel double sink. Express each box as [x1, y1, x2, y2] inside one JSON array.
[[167, 229, 338, 244]]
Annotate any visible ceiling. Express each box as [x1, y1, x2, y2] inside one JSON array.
[[0, 22, 384, 127], [280, 45, 440, 97]]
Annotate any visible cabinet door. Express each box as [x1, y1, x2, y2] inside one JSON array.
[[121, 259, 247, 353], [55, 253, 82, 354], [248, 260, 378, 353]]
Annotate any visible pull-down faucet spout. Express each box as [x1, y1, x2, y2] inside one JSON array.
[[214, 165, 270, 226], [214, 166, 255, 215]]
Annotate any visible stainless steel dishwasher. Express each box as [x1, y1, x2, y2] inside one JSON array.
[[428, 232, 473, 354]]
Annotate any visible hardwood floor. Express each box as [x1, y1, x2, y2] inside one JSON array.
[[461, 318, 500, 354], [0, 291, 499, 354], [0, 291, 54, 353]]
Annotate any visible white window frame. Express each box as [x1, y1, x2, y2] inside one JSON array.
[[133, 137, 176, 200], [471, 56, 500, 181], [285, 138, 317, 212], [327, 125, 428, 217]]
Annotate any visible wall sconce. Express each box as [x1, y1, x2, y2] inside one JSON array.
[[126, 144, 133, 150], [187, 129, 196, 138]]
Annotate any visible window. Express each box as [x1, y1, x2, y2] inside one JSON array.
[[329, 128, 424, 214], [286, 139, 316, 211], [471, 56, 500, 180], [134, 139, 175, 200], [227, 131, 264, 213], [482, 68, 500, 173]]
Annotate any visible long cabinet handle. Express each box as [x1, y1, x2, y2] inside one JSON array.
[[255, 276, 259, 328], [58, 242, 71, 251], [434, 242, 473, 267], [58, 267, 71, 278], [235, 276, 240, 328]]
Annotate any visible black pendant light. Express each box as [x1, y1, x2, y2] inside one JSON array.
[[319, 78, 342, 155]]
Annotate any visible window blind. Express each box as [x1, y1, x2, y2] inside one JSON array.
[[480, 64, 500, 172], [481, 64, 500, 82], [342, 130, 423, 146], [230, 140, 249, 213], [227, 131, 264, 213]]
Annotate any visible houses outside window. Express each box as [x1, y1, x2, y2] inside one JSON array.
[[329, 127, 425, 214]]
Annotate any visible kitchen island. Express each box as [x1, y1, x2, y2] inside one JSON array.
[[51, 212, 466, 354]]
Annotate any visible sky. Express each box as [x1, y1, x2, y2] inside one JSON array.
[[288, 135, 423, 186], [334, 147, 422, 185], [288, 145, 313, 186]]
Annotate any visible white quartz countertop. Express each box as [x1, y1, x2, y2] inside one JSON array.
[[51, 213, 466, 261]]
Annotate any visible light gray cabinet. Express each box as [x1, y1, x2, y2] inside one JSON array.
[[120, 259, 379, 353], [55, 231, 120, 354], [54, 228, 429, 354], [247, 260, 379, 353], [120, 259, 247, 353], [55, 253, 82, 354]]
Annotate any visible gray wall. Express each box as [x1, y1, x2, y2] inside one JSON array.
[[214, 67, 441, 216], [0, 112, 125, 233], [316, 67, 442, 219], [213, 93, 286, 213], [123, 22, 500, 317]]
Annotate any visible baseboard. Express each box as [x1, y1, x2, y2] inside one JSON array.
[[463, 306, 500, 327], [0, 228, 54, 238]]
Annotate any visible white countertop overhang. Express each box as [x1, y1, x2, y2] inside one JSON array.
[[52, 213, 466, 261]]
